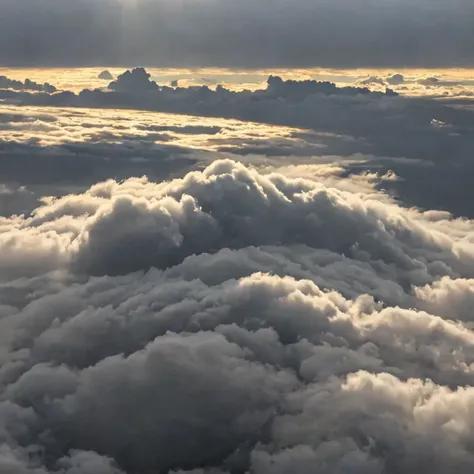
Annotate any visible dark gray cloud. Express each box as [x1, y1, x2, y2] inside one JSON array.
[[387, 74, 405, 86], [98, 70, 114, 81], [108, 68, 159, 92], [1, 0, 474, 68], [0, 75, 56, 93]]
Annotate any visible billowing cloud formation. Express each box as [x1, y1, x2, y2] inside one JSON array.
[[1, 0, 474, 68], [2, 160, 474, 472], [108, 68, 159, 92]]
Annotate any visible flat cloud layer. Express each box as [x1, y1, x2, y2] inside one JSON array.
[[2, 159, 474, 473], [1, 0, 474, 68]]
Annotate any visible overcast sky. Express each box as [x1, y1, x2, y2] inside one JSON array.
[[1, 0, 474, 68]]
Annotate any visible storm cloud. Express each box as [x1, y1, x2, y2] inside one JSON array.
[[1, 0, 474, 68]]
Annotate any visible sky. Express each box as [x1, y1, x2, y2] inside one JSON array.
[[1, 0, 474, 68], [2, 2, 474, 473]]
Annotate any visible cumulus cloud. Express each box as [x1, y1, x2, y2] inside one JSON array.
[[0, 75, 56, 93], [2, 159, 471, 281], [1, 160, 474, 472], [264, 74, 396, 98], [108, 68, 159, 93], [98, 70, 114, 81], [387, 74, 405, 86]]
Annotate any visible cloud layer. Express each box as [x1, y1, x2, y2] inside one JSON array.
[[2, 69, 474, 218], [1, 0, 474, 68], [2, 64, 474, 472], [2, 159, 474, 472]]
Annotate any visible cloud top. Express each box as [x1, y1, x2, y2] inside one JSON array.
[[0, 75, 56, 93], [1, 160, 474, 472]]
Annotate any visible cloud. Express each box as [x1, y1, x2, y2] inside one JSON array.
[[360, 76, 386, 86], [415, 276, 474, 323], [2, 158, 471, 282], [264, 75, 396, 98], [415, 76, 474, 92], [4, 56, 474, 474], [387, 74, 405, 86], [98, 70, 114, 81], [4, 69, 474, 218], [0, 104, 325, 203], [0, 183, 38, 217], [1, 67, 474, 471], [108, 68, 159, 93], [419, 76, 441, 86], [1, 157, 474, 472], [1, 0, 474, 68], [353, 72, 474, 98], [105, 69, 396, 100], [0, 75, 56, 93]]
